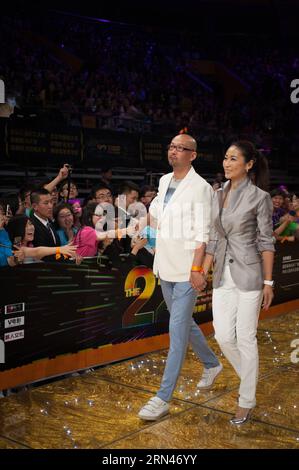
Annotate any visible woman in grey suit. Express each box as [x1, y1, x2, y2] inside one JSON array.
[[202, 140, 275, 425]]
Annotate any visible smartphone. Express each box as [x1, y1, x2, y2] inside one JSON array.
[[14, 236, 22, 247], [289, 210, 296, 216]]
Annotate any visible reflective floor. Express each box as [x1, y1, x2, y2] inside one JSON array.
[[0, 310, 298, 449]]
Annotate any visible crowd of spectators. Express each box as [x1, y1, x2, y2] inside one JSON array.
[[1, 12, 299, 268], [0, 164, 158, 269], [271, 187, 299, 242], [0, 13, 298, 152], [1, 163, 298, 270]]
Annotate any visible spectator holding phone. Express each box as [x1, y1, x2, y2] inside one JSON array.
[[43, 164, 72, 206]]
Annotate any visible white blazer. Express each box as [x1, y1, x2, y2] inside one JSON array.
[[149, 166, 212, 282]]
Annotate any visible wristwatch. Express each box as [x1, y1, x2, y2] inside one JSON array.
[[264, 280, 275, 287]]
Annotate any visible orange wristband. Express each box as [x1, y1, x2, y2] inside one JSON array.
[[191, 265, 205, 273], [55, 247, 61, 260]]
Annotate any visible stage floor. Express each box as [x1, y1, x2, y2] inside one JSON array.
[[0, 310, 298, 449]]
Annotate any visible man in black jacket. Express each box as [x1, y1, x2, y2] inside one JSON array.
[[30, 188, 61, 261]]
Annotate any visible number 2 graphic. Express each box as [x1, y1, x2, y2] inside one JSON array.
[[122, 266, 156, 328]]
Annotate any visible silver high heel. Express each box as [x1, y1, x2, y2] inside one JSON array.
[[229, 408, 252, 425]]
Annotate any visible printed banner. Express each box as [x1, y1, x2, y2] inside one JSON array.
[[0, 242, 298, 387]]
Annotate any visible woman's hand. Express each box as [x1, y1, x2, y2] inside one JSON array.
[[190, 271, 207, 291], [75, 253, 83, 265], [102, 237, 113, 249], [126, 224, 138, 237], [280, 213, 294, 225], [118, 227, 127, 238], [0, 214, 7, 229], [61, 244, 78, 258], [262, 285, 274, 310], [13, 246, 25, 263], [131, 236, 148, 255]]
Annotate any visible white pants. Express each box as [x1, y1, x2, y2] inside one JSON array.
[[212, 265, 263, 408]]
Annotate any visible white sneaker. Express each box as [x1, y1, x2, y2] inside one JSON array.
[[138, 396, 169, 421], [197, 363, 223, 389]]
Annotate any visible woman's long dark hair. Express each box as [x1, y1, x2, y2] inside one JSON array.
[[6, 215, 30, 244], [80, 202, 98, 228], [230, 140, 269, 191]]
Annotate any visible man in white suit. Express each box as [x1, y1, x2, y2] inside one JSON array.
[[138, 134, 222, 420]]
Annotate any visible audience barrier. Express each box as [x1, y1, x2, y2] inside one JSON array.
[[0, 242, 299, 390]]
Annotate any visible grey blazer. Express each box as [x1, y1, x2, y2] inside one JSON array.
[[206, 178, 275, 291]]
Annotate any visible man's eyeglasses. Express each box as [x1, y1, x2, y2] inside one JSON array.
[[167, 144, 195, 153]]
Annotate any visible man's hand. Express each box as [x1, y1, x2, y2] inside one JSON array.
[[58, 164, 70, 181], [190, 271, 207, 291]]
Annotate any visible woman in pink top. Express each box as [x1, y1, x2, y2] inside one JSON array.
[[73, 203, 126, 257]]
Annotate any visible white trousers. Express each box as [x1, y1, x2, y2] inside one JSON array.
[[212, 265, 263, 408]]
